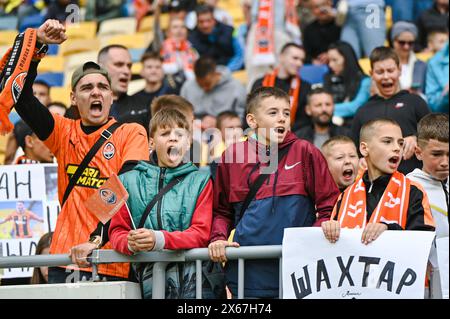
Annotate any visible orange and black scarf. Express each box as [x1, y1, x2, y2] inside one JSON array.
[[0, 29, 37, 135], [332, 171, 410, 229]]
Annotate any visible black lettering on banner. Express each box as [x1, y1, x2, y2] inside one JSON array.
[[377, 261, 395, 292], [396, 268, 417, 294], [359, 256, 380, 287], [337, 256, 355, 287], [14, 170, 31, 199], [291, 265, 312, 299], [316, 259, 331, 292], [46, 206, 51, 233], [27, 241, 37, 272], [0, 172, 9, 199]]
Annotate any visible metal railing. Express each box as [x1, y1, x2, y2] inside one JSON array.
[[0, 245, 283, 299]]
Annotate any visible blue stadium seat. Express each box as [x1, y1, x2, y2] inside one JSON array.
[[0, 16, 18, 30], [36, 73, 64, 87], [47, 44, 59, 56], [19, 14, 44, 32], [130, 48, 146, 63], [299, 64, 329, 85]]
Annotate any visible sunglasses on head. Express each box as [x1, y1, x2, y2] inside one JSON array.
[[396, 40, 415, 47]]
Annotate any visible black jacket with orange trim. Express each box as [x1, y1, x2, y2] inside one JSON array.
[[333, 172, 436, 231]]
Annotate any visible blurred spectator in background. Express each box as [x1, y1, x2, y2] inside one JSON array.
[[339, 0, 386, 59], [245, 0, 301, 86], [13, 120, 54, 164], [45, 0, 79, 23], [426, 27, 449, 54], [98, 45, 149, 131], [31, 232, 53, 284], [132, 51, 180, 126], [295, 87, 351, 148], [324, 41, 371, 124], [252, 43, 312, 131], [188, 5, 235, 67], [32, 80, 51, 107], [186, 0, 233, 29], [391, 21, 427, 95], [388, 0, 433, 23], [85, 0, 126, 26], [47, 101, 67, 117], [426, 41, 449, 112], [416, 0, 449, 50], [181, 56, 246, 118], [303, 0, 341, 64], [4, 80, 52, 165], [161, 17, 199, 80], [351, 46, 430, 174]]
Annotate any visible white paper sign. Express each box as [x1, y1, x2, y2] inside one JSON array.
[[0, 164, 60, 278], [283, 228, 435, 299], [436, 237, 449, 299]]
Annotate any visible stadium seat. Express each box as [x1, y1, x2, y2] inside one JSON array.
[[0, 45, 10, 57], [132, 62, 143, 74], [60, 38, 100, 56], [130, 48, 146, 63], [36, 73, 64, 87], [47, 44, 59, 55], [128, 79, 146, 95], [98, 17, 137, 36], [50, 86, 71, 104], [358, 58, 371, 75], [0, 15, 18, 30], [299, 64, 329, 84], [138, 15, 153, 33], [65, 21, 97, 39], [18, 14, 44, 32], [37, 55, 65, 73], [0, 30, 17, 46], [232, 70, 248, 86], [416, 52, 433, 62], [105, 33, 150, 50], [159, 13, 170, 30], [64, 51, 99, 86]]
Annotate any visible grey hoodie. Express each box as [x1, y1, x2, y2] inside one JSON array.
[[180, 66, 247, 118]]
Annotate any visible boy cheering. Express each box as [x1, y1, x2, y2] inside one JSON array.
[[209, 87, 340, 298], [322, 118, 435, 245]]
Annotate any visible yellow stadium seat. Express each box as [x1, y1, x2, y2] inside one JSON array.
[[106, 33, 150, 50], [160, 13, 170, 30], [232, 70, 248, 85], [50, 86, 71, 104], [359, 58, 371, 75], [37, 55, 65, 73], [128, 79, 146, 95], [60, 38, 100, 56], [385, 6, 393, 31], [65, 21, 97, 39], [0, 30, 17, 46], [132, 62, 143, 74], [416, 52, 433, 62], [98, 17, 137, 36], [138, 15, 154, 33]]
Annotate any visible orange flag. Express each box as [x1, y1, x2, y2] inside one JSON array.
[[86, 174, 129, 224]]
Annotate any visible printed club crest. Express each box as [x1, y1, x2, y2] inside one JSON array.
[[103, 142, 115, 160]]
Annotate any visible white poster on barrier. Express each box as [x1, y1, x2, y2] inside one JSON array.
[[0, 164, 60, 279], [283, 228, 435, 299], [436, 237, 449, 299]]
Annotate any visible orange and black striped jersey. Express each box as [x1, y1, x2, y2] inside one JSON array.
[[45, 114, 149, 278], [3, 210, 41, 238]]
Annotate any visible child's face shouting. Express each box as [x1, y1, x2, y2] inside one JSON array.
[[150, 125, 191, 168], [246, 96, 291, 145]]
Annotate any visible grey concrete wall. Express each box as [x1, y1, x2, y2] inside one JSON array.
[[0, 281, 141, 299]]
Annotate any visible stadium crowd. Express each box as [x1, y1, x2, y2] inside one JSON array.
[[0, 0, 448, 299]]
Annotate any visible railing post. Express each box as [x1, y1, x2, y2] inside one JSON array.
[[196, 260, 202, 299], [279, 257, 283, 299], [152, 262, 169, 299], [238, 258, 244, 299]]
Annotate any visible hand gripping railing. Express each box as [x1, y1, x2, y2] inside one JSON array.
[[0, 245, 283, 299]]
